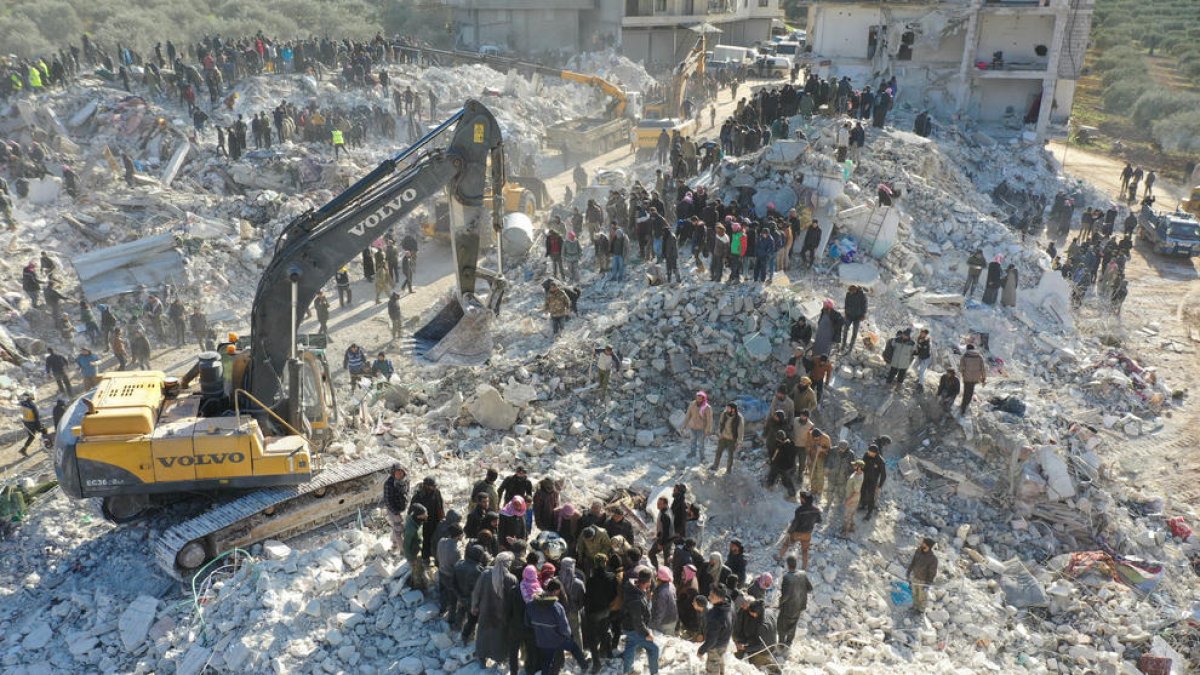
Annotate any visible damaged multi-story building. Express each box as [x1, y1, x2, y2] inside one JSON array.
[[804, 0, 1094, 139]]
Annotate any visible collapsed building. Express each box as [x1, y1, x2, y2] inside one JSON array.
[[0, 44, 1198, 675], [804, 0, 1095, 139]]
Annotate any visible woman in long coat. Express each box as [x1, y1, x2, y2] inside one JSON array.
[[472, 551, 521, 671], [982, 255, 1004, 305], [1001, 264, 1019, 307]]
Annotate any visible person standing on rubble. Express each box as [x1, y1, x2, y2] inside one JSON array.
[[767, 430, 800, 500], [1001, 264, 1019, 308], [335, 266, 352, 307], [963, 249, 986, 298], [592, 345, 618, 398], [544, 280, 572, 336], [373, 253, 391, 303], [776, 554, 812, 647], [807, 428, 831, 497], [414, 477, 446, 562], [167, 298, 187, 346], [45, 348, 72, 396], [110, 327, 129, 371], [884, 329, 916, 385], [799, 220, 822, 268], [842, 285, 867, 352], [343, 342, 368, 390], [383, 464, 410, 552], [76, 348, 100, 389], [982, 255, 1004, 305], [697, 584, 734, 675], [778, 492, 821, 569], [400, 250, 415, 293], [386, 291, 402, 339], [563, 232, 583, 283], [404, 503, 430, 589], [683, 391, 714, 461], [957, 344, 986, 415], [841, 461, 865, 536], [711, 402, 744, 475], [331, 126, 346, 159], [188, 306, 208, 350], [609, 224, 628, 282], [936, 367, 960, 413], [313, 291, 331, 335], [906, 538, 939, 613], [858, 444, 887, 519]]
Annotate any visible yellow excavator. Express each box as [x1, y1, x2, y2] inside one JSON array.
[[53, 100, 510, 578], [642, 36, 707, 119]]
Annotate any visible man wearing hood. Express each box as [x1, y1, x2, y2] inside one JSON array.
[[743, 599, 780, 672], [558, 557, 587, 648], [414, 477, 445, 561], [526, 578, 589, 675], [437, 523, 464, 621], [455, 544, 490, 641], [533, 477, 561, 532], [404, 504, 429, 589], [698, 584, 734, 674], [383, 465, 410, 552], [582, 553, 617, 672]]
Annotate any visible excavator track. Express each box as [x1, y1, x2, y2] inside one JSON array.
[[154, 456, 394, 579]]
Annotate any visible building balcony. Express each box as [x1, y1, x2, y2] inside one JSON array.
[[623, 0, 781, 23]]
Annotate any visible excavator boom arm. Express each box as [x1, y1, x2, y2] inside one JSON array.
[[248, 100, 504, 403]]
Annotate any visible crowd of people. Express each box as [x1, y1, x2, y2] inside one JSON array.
[[381, 460, 939, 675]]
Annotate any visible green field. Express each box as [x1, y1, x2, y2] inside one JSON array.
[[1070, 0, 1200, 175]]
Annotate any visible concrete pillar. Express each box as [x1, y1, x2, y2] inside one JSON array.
[[1035, 7, 1070, 140], [954, 0, 983, 112]]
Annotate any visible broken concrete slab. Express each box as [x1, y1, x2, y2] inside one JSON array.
[[118, 595, 158, 653], [466, 384, 520, 430]]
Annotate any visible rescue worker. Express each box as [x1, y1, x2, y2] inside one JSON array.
[[18, 392, 48, 456]]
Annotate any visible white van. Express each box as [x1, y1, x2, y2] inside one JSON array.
[[710, 45, 757, 67], [773, 41, 802, 61]]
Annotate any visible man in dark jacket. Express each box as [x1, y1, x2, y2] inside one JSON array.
[[777, 554, 813, 646], [383, 465, 410, 551], [526, 578, 589, 675], [936, 368, 961, 413], [799, 220, 822, 268], [697, 585, 734, 673], [413, 477, 446, 560], [842, 285, 867, 352], [465, 492, 490, 539], [45, 348, 72, 396], [907, 538, 939, 613], [469, 468, 500, 513], [778, 492, 822, 569], [533, 477, 561, 532], [859, 445, 887, 519], [583, 554, 617, 671], [743, 600, 779, 672], [437, 524, 464, 622], [454, 544, 489, 641], [662, 228, 680, 282], [767, 430, 799, 499], [499, 467, 534, 510], [621, 569, 660, 675], [603, 509, 635, 542]]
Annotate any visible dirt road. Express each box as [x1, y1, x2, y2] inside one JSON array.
[[1050, 140, 1200, 506]]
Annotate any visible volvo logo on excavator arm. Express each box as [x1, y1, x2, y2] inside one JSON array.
[[158, 452, 247, 468], [348, 188, 419, 237]]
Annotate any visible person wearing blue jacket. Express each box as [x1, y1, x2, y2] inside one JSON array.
[[753, 226, 775, 282], [525, 578, 589, 675]]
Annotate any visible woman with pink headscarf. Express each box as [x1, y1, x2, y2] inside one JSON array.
[[520, 563, 543, 602], [499, 496, 529, 550], [676, 564, 702, 636], [683, 391, 714, 461]]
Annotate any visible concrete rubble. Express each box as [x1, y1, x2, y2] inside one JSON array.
[[1, 57, 1198, 675]]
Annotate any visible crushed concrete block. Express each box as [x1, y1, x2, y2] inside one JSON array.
[[23, 622, 52, 650], [263, 540, 292, 560], [26, 176, 62, 205], [635, 429, 655, 447], [177, 643, 212, 675], [118, 595, 158, 653], [742, 332, 772, 361], [466, 384, 520, 430]]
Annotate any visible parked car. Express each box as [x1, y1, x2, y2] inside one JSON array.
[[1138, 206, 1200, 257]]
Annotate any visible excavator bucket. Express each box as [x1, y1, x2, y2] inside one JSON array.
[[412, 294, 494, 365]]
